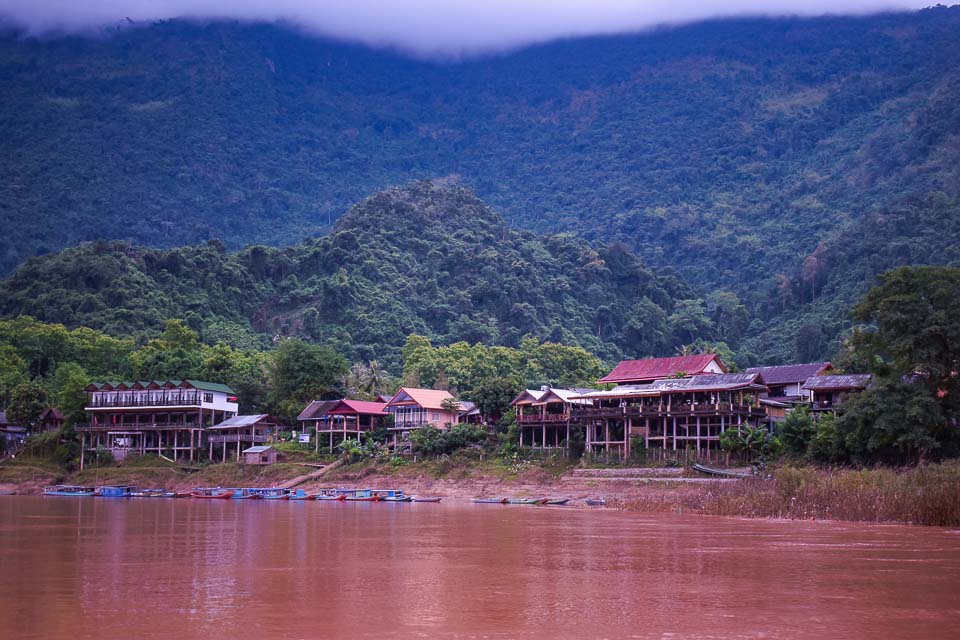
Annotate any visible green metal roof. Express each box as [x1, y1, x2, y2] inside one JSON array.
[[87, 379, 236, 394], [185, 380, 236, 394]]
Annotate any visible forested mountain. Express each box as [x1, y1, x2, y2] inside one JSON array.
[[2, 8, 960, 362], [0, 182, 714, 368]]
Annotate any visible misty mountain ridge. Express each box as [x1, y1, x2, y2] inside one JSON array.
[[1, 8, 960, 364]]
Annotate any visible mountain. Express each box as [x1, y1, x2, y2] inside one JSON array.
[[2, 8, 960, 362], [0, 181, 703, 368]]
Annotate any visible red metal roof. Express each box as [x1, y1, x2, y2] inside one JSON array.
[[599, 354, 725, 384], [335, 400, 388, 415]]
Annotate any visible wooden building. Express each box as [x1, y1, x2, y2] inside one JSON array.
[[802, 374, 872, 413], [511, 387, 592, 452], [745, 362, 832, 403], [241, 445, 277, 466], [38, 408, 65, 433], [78, 379, 238, 468], [207, 414, 277, 461], [300, 399, 387, 453], [383, 388, 461, 450], [572, 372, 768, 459], [0, 412, 25, 456]]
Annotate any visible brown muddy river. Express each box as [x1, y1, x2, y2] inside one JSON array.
[[1, 497, 958, 639]]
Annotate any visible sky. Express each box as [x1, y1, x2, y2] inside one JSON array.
[[0, 1, 938, 57]]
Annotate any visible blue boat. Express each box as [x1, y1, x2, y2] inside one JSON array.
[[373, 489, 412, 502], [229, 488, 260, 499], [287, 489, 314, 500], [97, 485, 138, 498], [250, 488, 289, 500], [43, 485, 96, 497]]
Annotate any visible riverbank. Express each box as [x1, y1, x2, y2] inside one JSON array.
[[3, 455, 958, 527]]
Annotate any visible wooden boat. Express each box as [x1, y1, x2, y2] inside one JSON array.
[[43, 485, 96, 497], [251, 488, 289, 500], [506, 498, 544, 505], [472, 497, 508, 504], [97, 485, 138, 498], [342, 489, 380, 502], [411, 497, 442, 503], [229, 488, 260, 499], [287, 489, 314, 500], [0, 489, 17, 496], [692, 463, 754, 479], [374, 489, 412, 502], [315, 489, 346, 501], [130, 488, 176, 498], [544, 498, 570, 505], [190, 487, 233, 499], [584, 498, 606, 506]]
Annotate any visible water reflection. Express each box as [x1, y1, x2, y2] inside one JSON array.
[[1, 498, 958, 639]]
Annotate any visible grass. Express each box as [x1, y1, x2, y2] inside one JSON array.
[[622, 462, 960, 527]]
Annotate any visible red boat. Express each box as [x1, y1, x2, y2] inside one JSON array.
[[190, 488, 233, 499]]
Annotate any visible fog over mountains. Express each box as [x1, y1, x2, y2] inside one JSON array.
[[1, 6, 959, 365]]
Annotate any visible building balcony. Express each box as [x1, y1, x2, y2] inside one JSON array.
[[516, 414, 568, 424], [570, 403, 766, 420], [86, 392, 204, 409], [207, 434, 270, 444], [76, 423, 203, 432]]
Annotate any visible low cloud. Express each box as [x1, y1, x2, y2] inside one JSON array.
[[0, 1, 934, 57]]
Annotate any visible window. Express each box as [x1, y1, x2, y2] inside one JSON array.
[[432, 412, 440, 421], [203, 393, 214, 403]]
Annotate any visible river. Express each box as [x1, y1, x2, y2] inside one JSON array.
[[1, 497, 958, 639]]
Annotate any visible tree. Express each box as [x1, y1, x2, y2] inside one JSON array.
[[668, 299, 714, 346], [780, 405, 816, 458], [0, 343, 28, 406], [6, 382, 49, 432], [468, 376, 520, 423], [267, 339, 348, 422], [50, 362, 90, 425]]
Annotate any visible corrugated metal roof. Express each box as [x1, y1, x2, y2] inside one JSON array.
[[745, 362, 831, 385], [385, 387, 457, 411], [209, 415, 271, 430], [510, 389, 547, 406], [802, 374, 872, 391], [599, 354, 725, 384], [577, 373, 765, 399], [242, 446, 274, 454], [297, 400, 339, 421], [85, 379, 236, 394], [330, 399, 388, 415]]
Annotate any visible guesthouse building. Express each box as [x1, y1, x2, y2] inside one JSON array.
[[78, 380, 238, 468]]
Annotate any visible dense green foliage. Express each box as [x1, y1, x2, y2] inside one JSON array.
[[1, 182, 711, 367], [777, 267, 960, 465], [2, 10, 960, 362]]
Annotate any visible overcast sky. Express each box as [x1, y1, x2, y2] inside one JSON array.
[[0, 1, 937, 57]]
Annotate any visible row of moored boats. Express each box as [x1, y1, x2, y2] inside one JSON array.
[[471, 497, 605, 506], [42, 485, 441, 502]]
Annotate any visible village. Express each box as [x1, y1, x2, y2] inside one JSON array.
[[2, 353, 872, 495]]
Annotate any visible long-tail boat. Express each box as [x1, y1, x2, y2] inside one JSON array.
[[544, 498, 570, 505], [341, 489, 380, 502], [287, 489, 314, 500], [130, 488, 176, 498], [315, 489, 346, 501], [411, 496, 442, 503], [229, 488, 260, 499], [584, 498, 606, 506], [43, 485, 95, 497], [190, 487, 233, 499], [471, 497, 508, 504], [374, 489, 412, 502], [97, 485, 137, 498], [251, 488, 289, 500]]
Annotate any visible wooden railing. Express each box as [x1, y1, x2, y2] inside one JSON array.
[[86, 392, 203, 408], [516, 414, 568, 424], [207, 434, 270, 444], [570, 403, 765, 419], [76, 423, 203, 432]]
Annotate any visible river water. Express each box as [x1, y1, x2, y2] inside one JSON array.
[[1, 497, 958, 639]]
